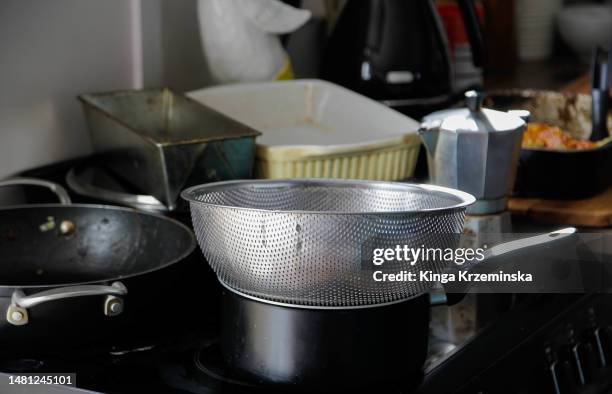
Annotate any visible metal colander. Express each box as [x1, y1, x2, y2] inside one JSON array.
[[182, 179, 475, 308]]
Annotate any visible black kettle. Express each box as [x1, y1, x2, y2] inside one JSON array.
[[321, 0, 485, 118]]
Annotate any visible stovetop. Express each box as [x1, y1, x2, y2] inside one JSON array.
[[0, 334, 247, 393], [5, 158, 612, 394], [3, 293, 612, 394]]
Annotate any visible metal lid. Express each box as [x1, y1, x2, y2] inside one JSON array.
[[423, 90, 525, 133]]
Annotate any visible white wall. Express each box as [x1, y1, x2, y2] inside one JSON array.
[[0, 0, 324, 179], [0, 0, 145, 178], [160, 0, 212, 91], [0, 0, 219, 179]]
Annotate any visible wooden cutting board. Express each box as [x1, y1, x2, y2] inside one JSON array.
[[509, 188, 612, 227]]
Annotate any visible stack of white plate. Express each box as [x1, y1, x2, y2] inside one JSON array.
[[515, 0, 563, 60]]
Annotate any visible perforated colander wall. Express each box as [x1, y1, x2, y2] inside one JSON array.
[[184, 180, 471, 307]]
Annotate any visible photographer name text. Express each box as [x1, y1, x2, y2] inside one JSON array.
[[372, 270, 533, 283]]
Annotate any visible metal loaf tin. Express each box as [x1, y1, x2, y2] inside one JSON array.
[[79, 88, 260, 210]]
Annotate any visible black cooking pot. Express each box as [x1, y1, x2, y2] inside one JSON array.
[[221, 286, 429, 392], [218, 229, 578, 392], [182, 178, 578, 391], [0, 179, 196, 351]]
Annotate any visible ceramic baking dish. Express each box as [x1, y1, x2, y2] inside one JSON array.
[[188, 79, 421, 180]]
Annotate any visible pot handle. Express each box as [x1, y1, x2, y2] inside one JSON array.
[[0, 178, 71, 205], [6, 281, 127, 326], [435, 228, 577, 306], [483, 227, 576, 261]]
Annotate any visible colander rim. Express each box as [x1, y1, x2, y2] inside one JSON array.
[[181, 179, 476, 215]]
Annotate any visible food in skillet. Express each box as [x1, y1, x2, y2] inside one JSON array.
[[522, 123, 602, 150]]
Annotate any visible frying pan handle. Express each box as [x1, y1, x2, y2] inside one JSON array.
[[0, 178, 71, 205], [6, 282, 127, 326]]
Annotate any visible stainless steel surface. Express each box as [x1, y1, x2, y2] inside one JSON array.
[[0, 178, 71, 205], [464, 211, 512, 235], [467, 197, 508, 215], [7, 282, 127, 325], [103, 293, 124, 316], [79, 88, 260, 210], [183, 179, 475, 307], [484, 227, 575, 258], [66, 164, 167, 212], [12, 282, 127, 309], [218, 278, 412, 310], [420, 91, 526, 214], [217, 227, 574, 306], [465, 90, 484, 111], [507, 109, 532, 123]]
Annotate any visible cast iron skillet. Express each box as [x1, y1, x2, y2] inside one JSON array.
[[487, 89, 612, 199], [0, 178, 196, 352]]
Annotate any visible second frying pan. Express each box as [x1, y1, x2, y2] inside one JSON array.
[[487, 89, 612, 199]]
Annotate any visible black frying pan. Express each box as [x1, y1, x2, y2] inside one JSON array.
[[0, 179, 196, 351], [487, 90, 612, 199]]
